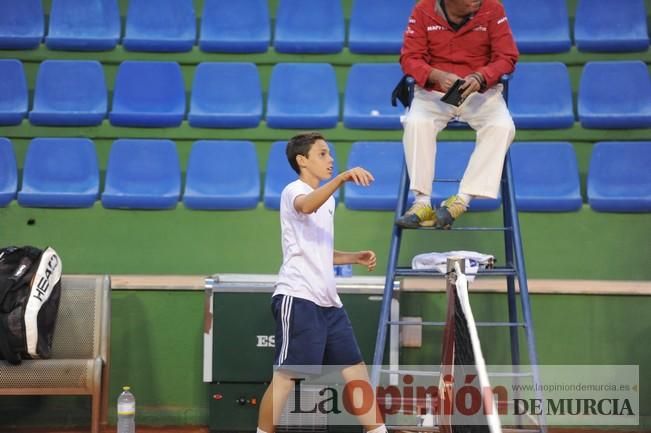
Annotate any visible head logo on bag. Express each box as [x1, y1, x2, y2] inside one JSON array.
[[0, 246, 63, 365]]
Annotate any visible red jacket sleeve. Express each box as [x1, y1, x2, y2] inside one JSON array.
[[476, 2, 519, 88], [399, 7, 433, 88]]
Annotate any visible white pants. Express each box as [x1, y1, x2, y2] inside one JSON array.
[[402, 85, 515, 199]]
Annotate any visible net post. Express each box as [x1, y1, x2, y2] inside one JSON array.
[[440, 257, 466, 433], [446, 256, 465, 275]]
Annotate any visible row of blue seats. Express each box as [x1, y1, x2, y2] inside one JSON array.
[[1, 138, 649, 213], [505, 0, 649, 53], [0, 0, 648, 54], [2, 60, 650, 129]]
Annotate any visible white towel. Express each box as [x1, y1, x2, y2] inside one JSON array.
[[411, 250, 495, 282]]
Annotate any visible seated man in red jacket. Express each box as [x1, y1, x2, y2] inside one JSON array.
[[395, 0, 518, 229]]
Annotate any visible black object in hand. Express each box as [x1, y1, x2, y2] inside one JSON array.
[[440, 79, 465, 106]]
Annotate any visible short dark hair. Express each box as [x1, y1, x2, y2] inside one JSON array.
[[286, 132, 325, 174]]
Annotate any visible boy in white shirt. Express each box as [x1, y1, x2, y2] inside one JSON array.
[[257, 132, 388, 433]]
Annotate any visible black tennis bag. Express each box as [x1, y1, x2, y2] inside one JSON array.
[[0, 246, 62, 365]]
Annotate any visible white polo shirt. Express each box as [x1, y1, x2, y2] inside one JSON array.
[[273, 179, 341, 308]]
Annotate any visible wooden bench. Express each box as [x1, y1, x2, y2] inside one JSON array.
[[0, 275, 111, 433]]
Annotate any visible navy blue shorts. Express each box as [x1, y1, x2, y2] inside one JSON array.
[[272, 294, 363, 369]]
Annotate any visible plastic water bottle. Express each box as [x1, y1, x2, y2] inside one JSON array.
[[333, 264, 353, 277], [418, 394, 436, 427], [117, 386, 135, 433]]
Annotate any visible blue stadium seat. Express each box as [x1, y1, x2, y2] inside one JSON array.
[[502, 0, 571, 54], [183, 140, 260, 210], [264, 140, 339, 210], [0, 138, 17, 207], [588, 141, 651, 212], [344, 142, 403, 210], [274, 0, 344, 53], [509, 62, 574, 129], [110, 61, 185, 127], [510, 142, 582, 212], [578, 61, 651, 129], [348, 0, 416, 54], [18, 138, 99, 208], [102, 139, 181, 209], [575, 0, 649, 52], [189, 62, 262, 128], [0, 0, 44, 49], [344, 64, 405, 130], [46, 0, 120, 51], [432, 142, 501, 211], [29, 60, 107, 126], [123, 0, 196, 52], [0, 60, 28, 126], [266, 63, 339, 129], [199, 0, 270, 53]]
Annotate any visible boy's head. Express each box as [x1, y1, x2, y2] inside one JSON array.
[[286, 132, 329, 175]]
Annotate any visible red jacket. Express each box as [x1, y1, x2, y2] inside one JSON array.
[[400, 0, 518, 92]]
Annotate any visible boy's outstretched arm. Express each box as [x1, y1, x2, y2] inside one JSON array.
[[334, 250, 377, 272], [294, 167, 374, 214]]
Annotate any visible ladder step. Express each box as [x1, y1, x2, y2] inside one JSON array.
[[394, 266, 518, 277], [397, 225, 511, 232], [379, 368, 533, 378], [386, 320, 525, 328]]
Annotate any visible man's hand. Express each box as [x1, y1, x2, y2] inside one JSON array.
[[355, 250, 377, 272], [339, 167, 375, 186], [430, 70, 463, 92], [459, 73, 483, 100]]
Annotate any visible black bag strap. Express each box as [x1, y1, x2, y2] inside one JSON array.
[[391, 74, 416, 108]]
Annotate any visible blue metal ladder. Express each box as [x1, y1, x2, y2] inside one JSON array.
[[371, 83, 546, 430]]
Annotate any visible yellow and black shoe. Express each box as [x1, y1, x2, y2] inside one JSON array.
[[435, 195, 468, 229], [395, 202, 435, 228]]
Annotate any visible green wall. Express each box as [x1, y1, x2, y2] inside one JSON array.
[[1, 290, 650, 428], [1, 202, 650, 279]]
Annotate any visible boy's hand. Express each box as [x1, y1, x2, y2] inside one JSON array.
[[340, 167, 374, 186], [356, 250, 377, 272]]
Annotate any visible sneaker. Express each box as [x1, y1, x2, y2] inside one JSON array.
[[435, 195, 468, 229], [396, 202, 435, 228]]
